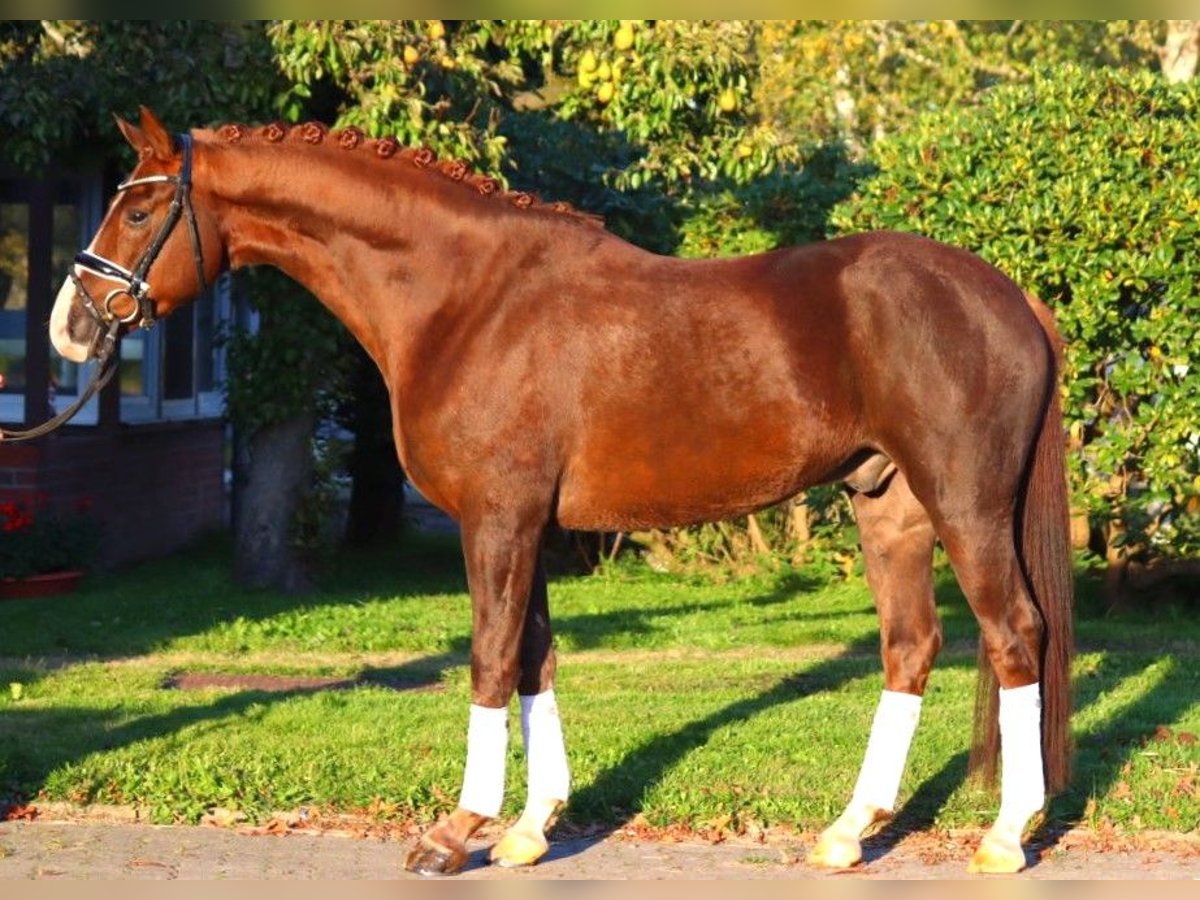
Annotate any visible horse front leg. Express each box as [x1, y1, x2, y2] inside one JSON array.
[[808, 474, 940, 869], [489, 562, 570, 867], [404, 511, 545, 877]]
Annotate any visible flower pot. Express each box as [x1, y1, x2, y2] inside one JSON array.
[[0, 570, 84, 600]]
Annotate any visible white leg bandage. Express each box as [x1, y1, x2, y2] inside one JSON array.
[[458, 704, 509, 818], [998, 683, 1045, 824], [520, 689, 570, 804], [850, 690, 923, 812]]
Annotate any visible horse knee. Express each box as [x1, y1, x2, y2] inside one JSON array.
[[470, 655, 521, 707], [881, 622, 942, 694]]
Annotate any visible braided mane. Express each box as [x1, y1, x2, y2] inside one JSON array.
[[213, 121, 604, 228]]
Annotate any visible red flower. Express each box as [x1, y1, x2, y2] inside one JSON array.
[[0, 494, 98, 578], [2, 500, 33, 532]]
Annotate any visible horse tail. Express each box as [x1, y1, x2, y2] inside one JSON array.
[[970, 293, 1074, 793]]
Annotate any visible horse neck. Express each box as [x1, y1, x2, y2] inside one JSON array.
[[197, 137, 518, 371]]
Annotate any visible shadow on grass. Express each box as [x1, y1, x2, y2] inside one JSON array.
[[0, 643, 473, 814], [560, 634, 885, 830], [550, 594, 1197, 872], [3, 540, 1196, 877], [0, 531, 470, 665], [549, 567, 832, 651], [857, 644, 1198, 871], [1027, 648, 1197, 855]]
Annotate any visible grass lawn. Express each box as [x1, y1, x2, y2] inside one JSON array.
[[1, 531, 1196, 839]]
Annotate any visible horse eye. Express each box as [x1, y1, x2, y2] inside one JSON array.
[[126, 209, 150, 226]]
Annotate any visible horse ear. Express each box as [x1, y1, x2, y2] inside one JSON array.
[[116, 107, 174, 161], [115, 114, 146, 154], [137, 106, 176, 161]]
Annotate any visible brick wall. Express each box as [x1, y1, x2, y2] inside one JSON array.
[[0, 422, 226, 566]]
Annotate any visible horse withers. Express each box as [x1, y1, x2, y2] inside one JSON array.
[[51, 107, 1073, 876]]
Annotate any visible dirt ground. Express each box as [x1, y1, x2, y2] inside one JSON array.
[[0, 808, 1195, 880]]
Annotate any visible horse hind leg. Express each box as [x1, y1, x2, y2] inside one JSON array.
[[489, 562, 571, 868], [934, 515, 1047, 874], [808, 471, 940, 869]]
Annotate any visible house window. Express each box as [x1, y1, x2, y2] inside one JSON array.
[[0, 199, 31, 403], [49, 179, 101, 424], [1, 177, 100, 426], [119, 273, 229, 423]]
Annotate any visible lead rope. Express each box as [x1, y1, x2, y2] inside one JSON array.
[[0, 320, 120, 442]]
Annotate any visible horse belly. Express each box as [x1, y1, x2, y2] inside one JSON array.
[[554, 414, 844, 532]]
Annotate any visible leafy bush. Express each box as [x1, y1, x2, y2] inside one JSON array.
[[223, 267, 349, 436], [629, 485, 861, 582], [830, 66, 1200, 562], [676, 145, 871, 259]]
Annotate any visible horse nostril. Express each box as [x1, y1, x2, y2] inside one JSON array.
[[67, 303, 94, 342]]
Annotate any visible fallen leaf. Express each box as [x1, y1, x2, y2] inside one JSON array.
[[2, 804, 37, 822], [237, 817, 293, 837], [1172, 774, 1195, 798]]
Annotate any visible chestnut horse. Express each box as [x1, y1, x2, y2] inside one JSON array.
[[51, 108, 1073, 876]]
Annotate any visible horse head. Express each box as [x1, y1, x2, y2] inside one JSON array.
[[50, 106, 223, 363]]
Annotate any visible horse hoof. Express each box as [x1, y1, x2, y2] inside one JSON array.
[[404, 837, 468, 877], [806, 830, 863, 870], [967, 832, 1026, 874], [489, 827, 549, 868]]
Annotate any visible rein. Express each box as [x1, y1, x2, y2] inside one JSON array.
[[0, 321, 120, 442], [0, 133, 205, 443]]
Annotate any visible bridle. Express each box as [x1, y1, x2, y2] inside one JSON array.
[[1, 133, 206, 442], [73, 132, 207, 336]]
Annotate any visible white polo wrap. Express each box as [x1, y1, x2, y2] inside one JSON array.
[[520, 689, 570, 803], [458, 703, 509, 818], [998, 682, 1046, 823], [850, 690, 923, 812]]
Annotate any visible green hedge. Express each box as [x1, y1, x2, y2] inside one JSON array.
[[676, 145, 869, 259], [830, 66, 1200, 561]]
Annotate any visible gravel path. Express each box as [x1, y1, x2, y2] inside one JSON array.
[[1, 819, 1195, 880]]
